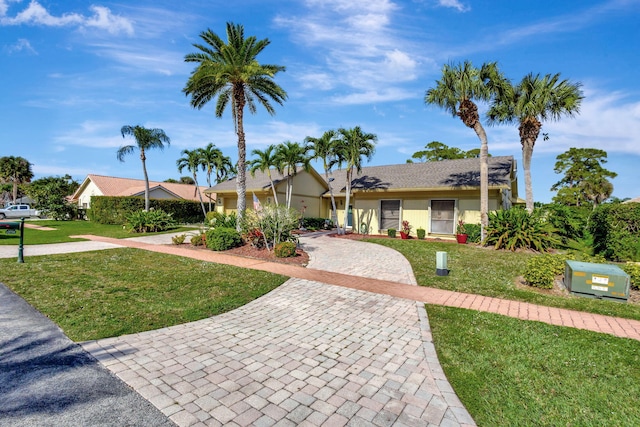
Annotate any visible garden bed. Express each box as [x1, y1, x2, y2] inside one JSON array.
[[179, 242, 309, 267]]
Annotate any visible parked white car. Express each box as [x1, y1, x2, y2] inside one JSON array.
[[0, 204, 42, 219]]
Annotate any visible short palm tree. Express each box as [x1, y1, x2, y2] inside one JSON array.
[[488, 73, 583, 212], [0, 156, 33, 203], [425, 61, 505, 239], [275, 141, 311, 208], [177, 148, 208, 219], [248, 145, 282, 205], [183, 22, 287, 222], [335, 127, 377, 233], [118, 125, 170, 211], [305, 130, 340, 228], [198, 143, 225, 210]]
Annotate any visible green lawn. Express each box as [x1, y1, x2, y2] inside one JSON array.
[[0, 220, 197, 245], [428, 305, 640, 426], [0, 248, 286, 341], [366, 238, 640, 321]]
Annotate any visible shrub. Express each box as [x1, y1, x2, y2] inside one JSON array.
[[205, 227, 242, 251], [190, 234, 205, 246], [245, 228, 266, 249], [125, 209, 176, 233], [416, 228, 426, 239], [524, 254, 569, 289], [621, 263, 640, 290], [274, 242, 297, 258], [539, 203, 590, 246], [484, 208, 559, 252], [301, 217, 329, 230], [241, 205, 300, 250], [590, 203, 640, 261], [172, 234, 186, 245], [206, 211, 237, 229], [464, 223, 481, 243], [388, 228, 396, 238], [89, 196, 204, 225]]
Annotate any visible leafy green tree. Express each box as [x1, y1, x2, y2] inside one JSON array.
[[335, 127, 377, 233], [183, 22, 287, 222], [275, 141, 311, 208], [248, 145, 282, 205], [425, 61, 506, 239], [0, 156, 34, 203], [117, 125, 171, 211], [551, 148, 617, 208], [305, 129, 341, 227], [408, 141, 487, 162], [179, 176, 195, 185], [177, 149, 208, 219], [488, 73, 583, 212], [26, 175, 79, 220]]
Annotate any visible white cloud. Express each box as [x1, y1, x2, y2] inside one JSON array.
[[437, 0, 470, 12], [0, 1, 134, 36], [4, 37, 36, 54]]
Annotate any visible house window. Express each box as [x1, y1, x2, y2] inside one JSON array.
[[430, 200, 455, 234], [380, 200, 400, 230]]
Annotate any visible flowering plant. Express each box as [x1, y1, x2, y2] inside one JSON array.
[[401, 220, 412, 235], [456, 219, 466, 235]]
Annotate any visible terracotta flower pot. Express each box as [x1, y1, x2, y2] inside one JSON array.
[[456, 234, 468, 244], [400, 231, 409, 239]]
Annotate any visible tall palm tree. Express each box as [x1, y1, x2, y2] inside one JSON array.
[[335, 127, 377, 233], [425, 61, 505, 239], [117, 125, 170, 211], [275, 141, 311, 208], [183, 22, 287, 222], [198, 143, 224, 210], [248, 144, 282, 205], [488, 73, 583, 212], [305, 130, 340, 229], [177, 148, 208, 219], [0, 156, 33, 203]]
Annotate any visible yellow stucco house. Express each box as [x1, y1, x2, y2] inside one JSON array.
[[205, 156, 519, 238], [71, 174, 210, 209]]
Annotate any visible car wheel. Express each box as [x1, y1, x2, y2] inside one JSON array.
[[0, 213, 5, 219]]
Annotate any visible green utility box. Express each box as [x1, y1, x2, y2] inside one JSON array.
[[564, 260, 630, 302]]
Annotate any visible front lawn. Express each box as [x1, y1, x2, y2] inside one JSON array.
[[428, 305, 640, 426], [0, 248, 286, 341], [0, 220, 196, 245], [366, 238, 640, 321]]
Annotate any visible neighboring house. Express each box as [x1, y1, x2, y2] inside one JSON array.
[[71, 174, 211, 209], [206, 156, 519, 238]]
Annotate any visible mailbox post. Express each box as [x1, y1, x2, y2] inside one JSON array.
[[0, 218, 25, 263]]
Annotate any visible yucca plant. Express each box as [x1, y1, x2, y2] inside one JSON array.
[[485, 208, 559, 252]]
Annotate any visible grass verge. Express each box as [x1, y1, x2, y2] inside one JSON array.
[[0, 220, 197, 245], [366, 239, 640, 321], [428, 305, 640, 426], [0, 248, 286, 341]]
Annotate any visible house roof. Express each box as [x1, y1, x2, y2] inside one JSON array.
[[205, 156, 516, 196], [72, 174, 211, 202], [329, 156, 516, 193]]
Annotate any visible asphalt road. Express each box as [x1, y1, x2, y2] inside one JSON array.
[[0, 283, 176, 427]]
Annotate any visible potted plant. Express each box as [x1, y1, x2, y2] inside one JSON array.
[[416, 228, 426, 239], [456, 219, 468, 244], [387, 228, 397, 238], [400, 220, 412, 239]]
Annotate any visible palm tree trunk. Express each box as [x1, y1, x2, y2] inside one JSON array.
[[473, 123, 489, 240], [522, 139, 535, 213], [193, 175, 207, 220], [235, 96, 247, 225], [286, 177, 293, 209], [324, 167, 339, 231], [342, 168, 352, 235], [140, 149, 150, 212], [267, 170, 279, 204]]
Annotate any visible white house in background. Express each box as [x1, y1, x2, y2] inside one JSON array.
[[71, 174, 211, 209]]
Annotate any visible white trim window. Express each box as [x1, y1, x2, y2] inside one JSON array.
[[430, 200, 455, 234], [380, 200, 401, 230]]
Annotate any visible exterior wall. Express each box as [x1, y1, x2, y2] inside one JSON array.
[[77, 180, 103, 208], [148, 188, 177, 200], [345, 189, 504, 236]]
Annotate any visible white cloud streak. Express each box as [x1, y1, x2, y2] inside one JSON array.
[[0, 1, 134, 36], [437, 0, 470, 12], [4, 37, 36, 54]]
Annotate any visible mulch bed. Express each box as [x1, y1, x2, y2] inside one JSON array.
[[178, 242, 309, 267]]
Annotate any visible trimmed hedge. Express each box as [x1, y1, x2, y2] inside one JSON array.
[[205, 227, 242, 251], [274, 242, 297, 258], [88, 196, 206, 225], [590, 203, 640, 261]]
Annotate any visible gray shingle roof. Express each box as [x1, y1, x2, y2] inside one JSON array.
[[329, 156, 515, 192], [206, 156, 515, 194]]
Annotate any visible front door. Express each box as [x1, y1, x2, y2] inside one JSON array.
[[347, 205, 353, 227]]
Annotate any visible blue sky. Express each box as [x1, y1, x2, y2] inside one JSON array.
[[2, 0, 639, 203]]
